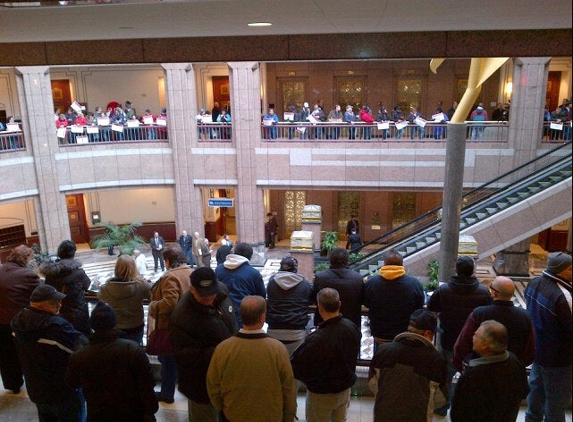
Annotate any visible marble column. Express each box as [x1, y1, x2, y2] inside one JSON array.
[[227, 62, 264, 244], [16, 66, 70, 254], [161, 63, 204, 237]]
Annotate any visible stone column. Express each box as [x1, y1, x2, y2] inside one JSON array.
[[438, 123, 467, 281], [16, 66, 69, 254], [161, 63, 204, 237], [227, 62, 264, 244]]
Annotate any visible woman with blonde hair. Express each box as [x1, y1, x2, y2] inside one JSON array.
[[98, 254, 151, 345]]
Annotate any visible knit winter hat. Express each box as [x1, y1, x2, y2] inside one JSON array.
[[409, 309, 442, 333], [280, 256, 298, 273], [455, 256, 475, 276], [90, 301, 117, 331], [546, 252, 572, 274]]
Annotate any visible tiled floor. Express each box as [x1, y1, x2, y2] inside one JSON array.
[[2, 241, 571, 421]]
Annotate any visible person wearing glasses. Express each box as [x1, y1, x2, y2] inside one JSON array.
[[452, 276, 535, 372], [450, 320, 529, 422]]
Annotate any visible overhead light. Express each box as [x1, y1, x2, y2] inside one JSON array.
[[248, 22, 272, 27]]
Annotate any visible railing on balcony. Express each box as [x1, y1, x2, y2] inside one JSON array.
[[0, 127, 25, 152], [57, 124, 168, 145], [197, 123, 233, 141]]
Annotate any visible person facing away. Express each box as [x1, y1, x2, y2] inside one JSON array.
[[207, 295, 297, 422], [523, 252, 572, 422], [65, 301, 158, 422], [427, 255, 492, 416], [453, 275, 535, 372], [215, 242, 266, 328], [169, 267, 238, 422], [313, 247, 364, 329], [291, 287, 361, 422], [192, 231, 205, 268], [149, 231, 165, 272], [133, 249, 148, 278], [40, 239, 91, 336], [178, 229, 195, 267], [345, 215, 360, 250], [11, 284, 88, 422], [98, 254, 152, 345], [450, 320, 529, 422], [364, 249, 425, 352], [0, 245, 42, 395], [368, 309, 447, 422], [266, 256, 314, 355], [347, 230, 362, 252], [216, 235, 233, 265]]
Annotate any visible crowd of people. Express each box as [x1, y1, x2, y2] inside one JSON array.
[[0, 235, 570, 422]]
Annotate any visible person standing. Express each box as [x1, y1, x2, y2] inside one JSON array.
[[215, 237, 233, 265], [148, 246, 192, 404], [40, 240, 91, 336], [11, 284, 88, 422], [450, 320, 529, 422], [207, 295, 297, 422], [133, 249, 148, 277], [150, 231, 165, 272], [368, 309, 447, 422], [427, 255, 492, 416], [345, 215, 359, 250], [0, 245, 42, 394], [524, 252, 572, 422], [291, 287, 361, 422], [192, 232, 204, 268], [453, 275, 535, 372], [364, 249, 425, 352], [265, 213, 279, 249], [169, 267, 238, 422], [347, 230, 362, 252], [65, 301, 158, 422], [266, 256, 313, 355], [313, 248, 364, 329], [201, 238, 213, 268], [215, 242, 266, 328], [178, 230, 195, 267]]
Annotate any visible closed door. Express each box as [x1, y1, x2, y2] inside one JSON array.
[[66, 194, 89, 244]]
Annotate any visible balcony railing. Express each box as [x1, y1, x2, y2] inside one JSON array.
[[197, 123, 233, 141], [57, 124, 168, 145], [0, 127, 25, 152]]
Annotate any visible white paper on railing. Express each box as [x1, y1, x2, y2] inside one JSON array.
[[127, 120, 140, 128], [6, 123, 20, 132], [156, 118, 167, 126], [283, 112, 294, 121], [296, 126, 306, 134], [70, 101, 82, 113], [201, 115, 212, 123], [263, 118, 275, 126], [111, 124, 124, 132], [307, 115, 319, 124], [432, 112, 445, 122], [98, 117, 110, 126], [57, 127, 67, 138], [414, 117, 428, 128], [71, 125, 85, 134], [395, 120, 408, 130], [76, 135, 89, 144], [143, 116, 154, 125], [86, 126, 99, 134], [329, 118, 343, 123], [550, 122, 563, 131], [377, 122, 390, 130]]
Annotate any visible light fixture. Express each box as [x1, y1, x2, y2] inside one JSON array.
[[248, 22, 272, 27], [505, 82, 513, 97]]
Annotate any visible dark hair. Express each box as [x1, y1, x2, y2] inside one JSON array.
[[317, 287, 340, 313], [240, 295, 266, 326], [233, 242, 253, 260], [57, 240, 77, 259], [329, 248, 349, 268], [163, 246, 186, 268], [384, 249, 403, 266]]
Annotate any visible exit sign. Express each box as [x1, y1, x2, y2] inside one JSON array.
[[208, 198, 234, 207]]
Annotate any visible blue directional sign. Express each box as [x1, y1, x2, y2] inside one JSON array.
[[208, 198, 234, 207]]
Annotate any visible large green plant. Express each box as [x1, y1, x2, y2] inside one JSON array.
[[425, 258, 440, 291], [321, 231, 339, 255], [91, 221, 146, 255]]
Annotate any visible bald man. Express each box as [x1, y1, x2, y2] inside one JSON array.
[[453, 276, 535, 372]]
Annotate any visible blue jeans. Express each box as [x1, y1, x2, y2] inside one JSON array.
[[158, 354, 177, 400], [525, 363, 572, 422]]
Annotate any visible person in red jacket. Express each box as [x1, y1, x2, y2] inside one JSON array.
[[359, 105, 375, 139]]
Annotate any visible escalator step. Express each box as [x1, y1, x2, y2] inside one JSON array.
[[517, 191, 529, 198], [416, 241, 426, 248], [406, 246, 416, 254], [476, 212, 488, 219], [507, 197, 519, 203], [426, 237, 436, 243], [486, 207, 498, 214], [496, 202, 509, 209], [435, 233, 441, 239]]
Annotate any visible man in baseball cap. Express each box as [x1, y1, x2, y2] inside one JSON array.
[[30, 284, 66, 304]]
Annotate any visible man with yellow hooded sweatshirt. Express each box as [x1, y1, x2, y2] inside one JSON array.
[[364, 249, 425, 354]]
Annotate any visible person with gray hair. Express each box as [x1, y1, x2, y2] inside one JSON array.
[[450, 320, 529, 422], [291, 287, 361, 422]]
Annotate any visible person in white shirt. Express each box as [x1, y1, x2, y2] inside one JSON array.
[[133, 249, 148, 277]]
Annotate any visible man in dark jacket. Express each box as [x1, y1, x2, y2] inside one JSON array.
[[364, 249, 424, 352], [291, 287, 361, 422], [427, 255, 492, 416], [65, 301, 158, 422], [453, 275, 535, 372], [169, 267, 238, 422], [11, 284, 88, 422], [369, 309, 447, 422], [40, 240, 91, 336], [313, 248, 364, 329]]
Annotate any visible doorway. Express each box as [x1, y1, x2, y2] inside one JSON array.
[[51, 80, 72, 115], [212, 76, 230, 110], [66, 194, 89, 244]]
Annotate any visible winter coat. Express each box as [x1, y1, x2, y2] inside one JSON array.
[[40, 258, 91, 335], [0, 261, 42, 325], [149, 265, 192, 330], [266, 271, 313, 330], [98, 276, 151, 330]]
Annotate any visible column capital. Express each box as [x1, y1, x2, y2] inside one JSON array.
[[161, 63, 193, 72]]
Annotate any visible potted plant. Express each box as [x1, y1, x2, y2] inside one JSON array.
[[320, 231, 339, 257], [91, 221, 146, 256], [425, 258, 440, 292]]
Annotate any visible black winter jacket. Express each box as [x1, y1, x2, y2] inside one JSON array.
[[40, 258, 91, 335], [169, 283, 238, 403], [266, 271, 313, 330]]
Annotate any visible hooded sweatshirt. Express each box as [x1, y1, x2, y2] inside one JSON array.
[[215, 254, 266, 327], [98, 277, 151, 330], [266, 271, 313, 330]]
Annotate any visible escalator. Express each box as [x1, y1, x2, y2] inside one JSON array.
[[349, 141, 572, 277]]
